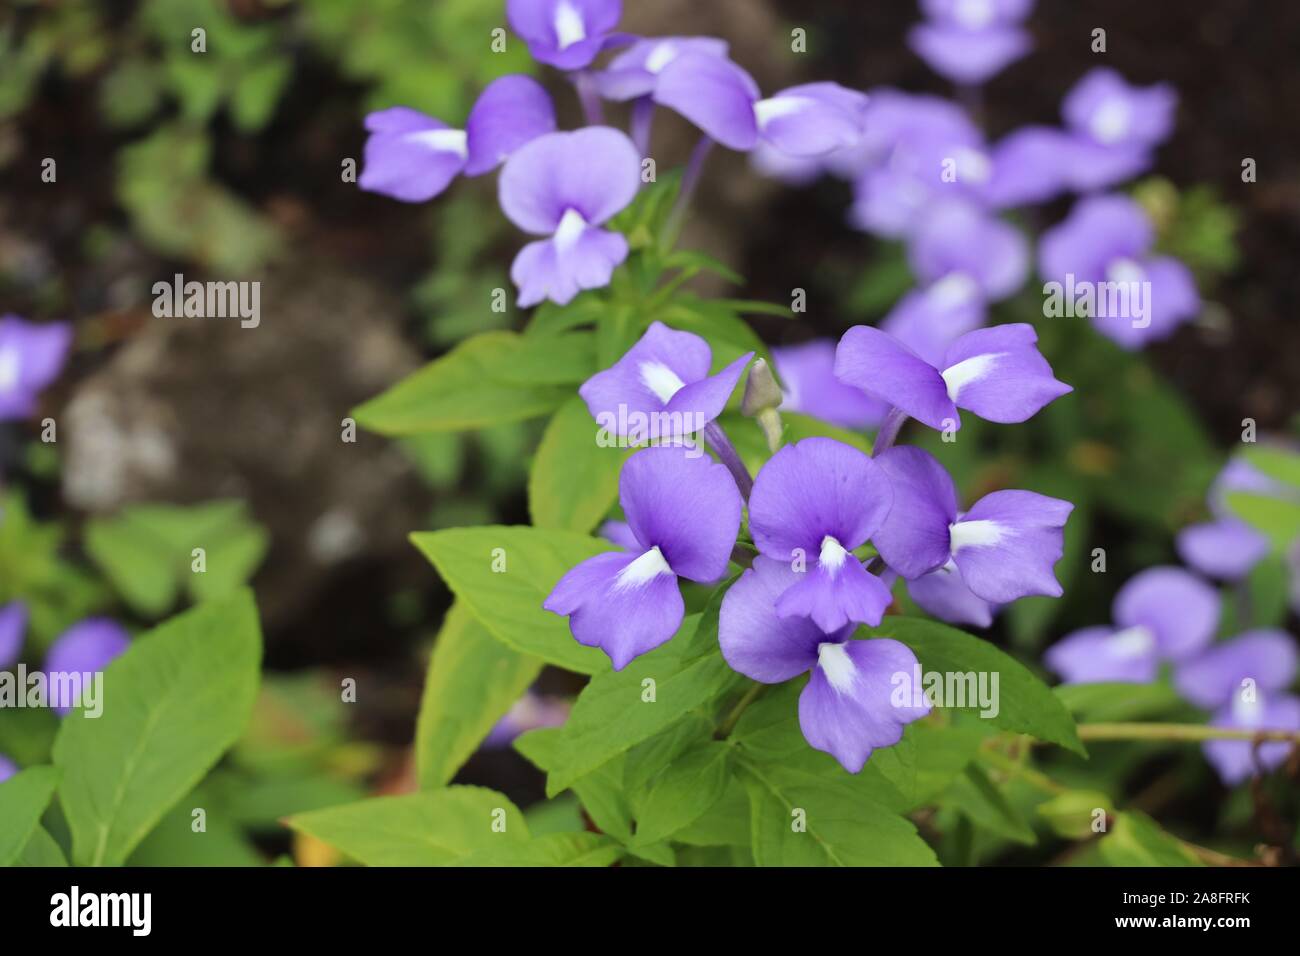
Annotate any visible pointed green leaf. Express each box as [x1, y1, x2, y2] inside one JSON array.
[[0, 765, 60, 866]]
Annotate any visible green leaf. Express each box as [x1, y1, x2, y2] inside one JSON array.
[[14, 826, 68, 867], [52, 590, 263, 866], [1098, 812, 1203, 867], [529, 397, 628, 533], [545, 615, 740, 795], [415, 601, 543, 789], [411, 526, 614, 674], [908, 717, 991, 808], [633, 741, 731, 846], [741, 762, 938, 867], [1225, 491, 1300, 553], [286, 787, 528, 866], [454, 832, 624, 867], [0, 765, 60, 866], [870, 616, 1084, 755], [352, 332, 572, 436], [943, 764, 1036, 845], [1242, 445, 1300, 489]]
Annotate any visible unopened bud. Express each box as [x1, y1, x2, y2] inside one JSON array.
[[741, 358, 783, 416]]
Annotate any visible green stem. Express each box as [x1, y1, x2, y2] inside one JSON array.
[[717, 682, 765, 738], [1077, 722, 1300, 744]]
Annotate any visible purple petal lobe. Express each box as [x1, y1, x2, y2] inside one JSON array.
[[499, 127, 641, 234], [749, 437, 893, 560], [510, 224, 629, 307], [757, 83, 868, 158], [908, 23, 1031, 86], [1038, 193, 1153, 286], [1176, 519, 1268, 581], [798, 638, 930, 773], [1045, 626, 1160, 685], [1063, 68, 1177, 151], [880, 277, 986, 368], [950, 490, 1073, 603], [908, 562, 996, 628], [619, 446, 742, 584], [598, 519, 640, 551], [507, 0, 623, 70], [593, 36, 729, 100], [44, 618, 131, 715], [543, 550, 683, 670], [909, 201, 1028, 301], [940, 323, 1072, 424], [986, 126, 1074, 207], [358, 107, 467, 203], [0, 601, 27, 668], [873, 446, 959, 580], [775, 557, 895, 632], [771, 340, 888, 429], [654, 52, 760, 150], [0, 315, 73, 419], [464, 75, 558, 176], [834, 326, 957, 431], [718, 556, 828, 683], [1173, 630, 1298, 711], [664, 351, 752, 424], [1113, 566, 1220, 662]]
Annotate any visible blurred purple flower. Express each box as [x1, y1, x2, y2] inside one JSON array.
[[747, 437, 895, 632], [719, 556, 929, 773], [835, 323, 1070, 432], [1060, 68, 1176, 192], [770, 340, 887, 429], [507, 0, 623, 70], [591, 36, 728, 100], [579, 321, 752, 443], [44, 618, 131, 715], [499, 127, 642, 306], [0, 753, 17, 784], [1039, 194, 1199, 348], [873, 446, 1072, 604], [908, 0, 1035, 86], [0, 314, 73, 421], [359, 76, 556, 202], [907, 561, 997, 628], [482, 691, 571, 748], [544, 446, 742, 669], [1045, 567, 1219, 684], [880, 275, 986, 368], [1177, 519, 1268, 582], [0, 601, 26, 669], [908, 199, 1029, 301]]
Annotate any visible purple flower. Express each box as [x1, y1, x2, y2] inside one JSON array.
[[359, 76, 557, 203], [0, 601, 26, 669], [770, 340, 887, 429], [1176, 519, 1269, 582], [880, 275, 987, 368], [1176, 630, 1300, 784], [834, 322, 1071, 433], [544, 446, 742, 669], [499, 127, 642, 306], [984, 125, 1077, 208], [908, 0, 1035, 86], [654, 52, 868, 157], [908, 199, 1029, 301], [0, 314, 73, 421], [1045, 567, 1219, 684], [579, 321, 752, 443], [591, 36, 728, 100], [1039, 194, 1199, 349], [1060, 68, 1176, 192], [44, 618, 131, 715], [719, 556, 929, 772], [507, 0, 623, 70], [747, 438, 894, 632], [482, 691, 571, 748], [873, 446, 1071, 603], [0, 753, 17, 784], [907, 561, 996, 628]]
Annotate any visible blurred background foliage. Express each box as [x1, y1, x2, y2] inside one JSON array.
[[1, 0, 1298, 865]]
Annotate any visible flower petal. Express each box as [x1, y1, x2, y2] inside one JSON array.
[[880, 278, 987, 369], [592, 36, 729, 100], [951, 490, 1073, 603], [0, 601, 26, 669], [619, 446, 742, 584], [1176, 519, 1268, 581], [798, 638, 930, 773], [510, 226, 629, 307], [1173, 630, 1298, 711], [834, 326, 957, 431], [543, 550, 683, 669], [654, 51, 760, 150], [907, 23, 1031, 86], [907, 562, 996, 628], [464, 75, 558, 176], [499, 127, 641, 235], [1045, 626, 1160, 685], [507, 0, 623, 70], [1204, 693, 1300, 785], [749, 437, 893, 559], [909, 200, 1028, 301], [873, 446, 959, 580], [44, 618, 131, 715], [771, 340, 889, 429], [718, 556, 826, 683], [1113, 566, 1219, 662], [775, 557, 894, 632], [985, 126, 1074, 207], [939, 323, 1072, 425], [1038, 193, 1153, 286], [664, 351, 752, 424], [358, 108, 467, 202], [756, 82, 868, 158]]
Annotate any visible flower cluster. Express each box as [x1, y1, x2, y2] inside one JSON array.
[[547, 319, 1072, 772], [1047, 455, 1300, 784]]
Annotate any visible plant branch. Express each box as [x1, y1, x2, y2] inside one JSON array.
[[1077, 723, 1300, 744]]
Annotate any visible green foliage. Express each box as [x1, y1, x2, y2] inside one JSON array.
[[0, 766, 60, 866], [528, 397, 628, 533], [53, 591, 263, 866], [84, 500, 268, 618]]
